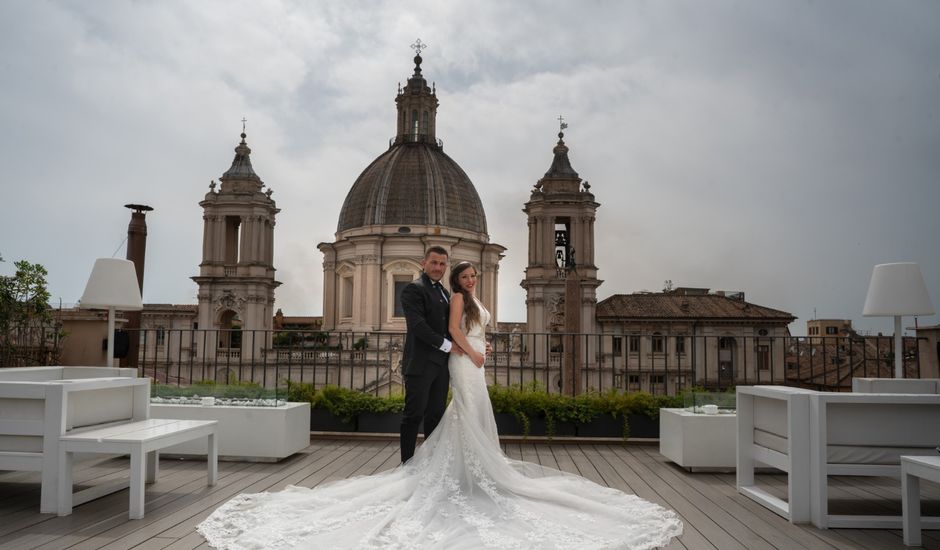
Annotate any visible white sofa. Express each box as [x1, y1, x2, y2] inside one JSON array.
[[736, 385, 816, 523], [737, 384, 940, 530], [0, 366, 143, 513], [809, 392, 940, 529], [852, 377, 940, 394]]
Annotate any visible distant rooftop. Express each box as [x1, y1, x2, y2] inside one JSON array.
[[597, 292, 795, 322]]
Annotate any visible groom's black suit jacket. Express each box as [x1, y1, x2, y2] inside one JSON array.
[[401, 272, 450, 376]]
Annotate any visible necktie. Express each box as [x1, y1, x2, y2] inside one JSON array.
[[434, 282, 449, 303]]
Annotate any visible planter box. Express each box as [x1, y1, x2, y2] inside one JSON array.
[[309, 408, 357, 432], [494, 412, 525, 435], [151, 402, 310, 462], [627, 414, 659, 438], [493, 413, 575, 438], [358, 411, 404, 433], [577, 415, 625, 438], [536, 417, 577, 437]]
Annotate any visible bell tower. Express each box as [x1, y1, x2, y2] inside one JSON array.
[[522, 120, 601, 335], [192, 127, 281, 361]]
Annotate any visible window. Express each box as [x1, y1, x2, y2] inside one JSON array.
[[650, 374, 666, 385], [675, 336, 685, 354], [224, 216, 241, 264], [612, 336, 623, 355], [825, 326, 838, 335], [651, 332, 664, 353], [422, 111, 429, 134], [757, 345, 770, 371], [155, 326, 166, 348], [628, 335, 640, 353], [719, 337, 734, 350], [627, 374, 641, 390], [341, 277, 354, 318], [393, 278, 410, 317]]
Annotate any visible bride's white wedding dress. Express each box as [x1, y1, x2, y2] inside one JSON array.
[[198, 300, 682, 549]]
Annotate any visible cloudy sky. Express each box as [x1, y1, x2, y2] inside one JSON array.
[[1, 0, 938, 335]]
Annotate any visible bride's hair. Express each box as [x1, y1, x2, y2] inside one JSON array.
[[449, 261, 481, 329]]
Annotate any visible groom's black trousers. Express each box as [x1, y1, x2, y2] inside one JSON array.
[[400, 367, 450, 463]]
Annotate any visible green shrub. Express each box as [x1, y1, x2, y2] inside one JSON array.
[[287, 381, 686, 439], [286, 383, 404, 422]]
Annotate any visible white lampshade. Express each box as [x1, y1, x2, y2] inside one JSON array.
[[863, 262, 934, 317], [79, 258, 144, 310]]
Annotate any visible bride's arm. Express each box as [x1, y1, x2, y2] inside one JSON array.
[[448, 293, 485, 368]]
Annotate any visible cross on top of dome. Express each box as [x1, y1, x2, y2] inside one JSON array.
[[410, 39, 427, 76]]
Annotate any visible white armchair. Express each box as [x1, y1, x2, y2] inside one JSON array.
[[736, 386, 816, 523]]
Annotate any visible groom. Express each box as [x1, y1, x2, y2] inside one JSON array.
[[399, 246, 457, 463]]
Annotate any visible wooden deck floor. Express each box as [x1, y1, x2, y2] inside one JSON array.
[[1, 437, 938, 549]]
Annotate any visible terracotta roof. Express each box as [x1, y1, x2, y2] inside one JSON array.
[[142, 304, 198, 313], [596, 293, 795, 322], [786, 337, 916, 389], [277, 316, 322, 325]]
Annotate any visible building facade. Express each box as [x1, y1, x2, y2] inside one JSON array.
[[595, 289, 795, 394]]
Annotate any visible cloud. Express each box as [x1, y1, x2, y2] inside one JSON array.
[[1, 0, 938, 335]]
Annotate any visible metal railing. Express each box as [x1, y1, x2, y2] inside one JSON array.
[[117, 329, 927, 398], [0, 323, 64, 368]]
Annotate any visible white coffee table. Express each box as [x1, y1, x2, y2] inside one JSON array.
[[901, 454, 940, 546]]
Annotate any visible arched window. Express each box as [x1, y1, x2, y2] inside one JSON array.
[[218, 310, 242, 349], [422, 111, 429, 134]]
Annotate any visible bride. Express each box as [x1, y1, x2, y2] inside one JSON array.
[[198, 262, 683, 549]]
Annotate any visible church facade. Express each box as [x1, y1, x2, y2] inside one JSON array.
[[318, 50, 505, 332]]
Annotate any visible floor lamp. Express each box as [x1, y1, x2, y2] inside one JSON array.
[[862, 262, 934, 378], [79, 258, 144, 368]]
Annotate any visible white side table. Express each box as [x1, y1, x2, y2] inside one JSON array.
[[659, 408, 737, 470], [901, 455, 940, 546]]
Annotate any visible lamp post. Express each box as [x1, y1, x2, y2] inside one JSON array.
[[863, 263, 934, 378], [79, 258, 144, 368]]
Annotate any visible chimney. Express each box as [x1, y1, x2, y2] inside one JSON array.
[[123, 204, 153, 368]]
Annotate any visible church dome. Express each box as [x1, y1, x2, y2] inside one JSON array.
[[337, 141, 487, 233], [336, 48, 487, 235]]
